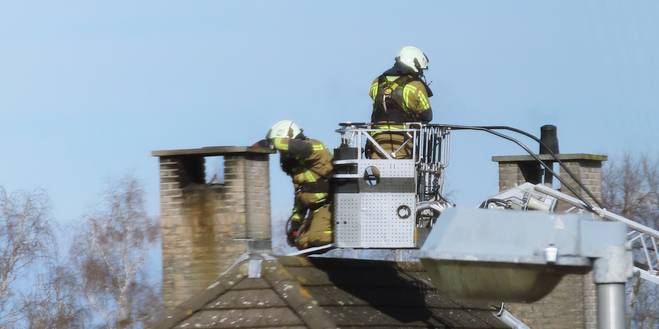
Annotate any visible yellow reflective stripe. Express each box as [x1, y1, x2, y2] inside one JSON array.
[[404, 84, 419, 95], [291, 204, 303, 220], [402, 84, 430, 111], [417, 89, 430, 110], [403, 84, 421, 111], [312, 143, 325, 151], [374, 124, 405, 129], [307, 193, 327, 205], [370, 81, 378, 99], [272, 138, 289, 151], [369, 124, 406, 136], [403, 87, 412, 110], [304, 171, 317, 182], [323, 230, 333, 234]]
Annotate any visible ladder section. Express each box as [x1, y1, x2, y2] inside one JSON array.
[[534, 184, 659, 285]]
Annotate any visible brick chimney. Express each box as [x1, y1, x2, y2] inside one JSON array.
[[152, 146, 273, 310], [492, 152, 607, 329]]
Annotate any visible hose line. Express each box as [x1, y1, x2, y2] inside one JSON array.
[[432, 124, 598, 213]]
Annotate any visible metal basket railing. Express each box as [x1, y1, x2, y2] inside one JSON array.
[[334, 122, 451, 202]]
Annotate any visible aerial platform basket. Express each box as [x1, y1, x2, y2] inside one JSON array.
[[331, 122, 451, 249]]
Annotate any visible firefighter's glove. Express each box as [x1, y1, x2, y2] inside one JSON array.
[[286, 220, 301, 247], [249, 139, 271, 151]]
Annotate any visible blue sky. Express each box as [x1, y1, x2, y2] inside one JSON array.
[[1, 0, 658, 227]]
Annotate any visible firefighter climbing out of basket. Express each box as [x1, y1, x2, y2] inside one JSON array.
[[368, 46, 433, 159], [257, 120, 334, 250]]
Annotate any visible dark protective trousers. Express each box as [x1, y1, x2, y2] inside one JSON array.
[[294, 192, 333, 249]]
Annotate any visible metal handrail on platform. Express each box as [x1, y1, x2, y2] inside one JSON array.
[[335, 122, 451, 203]]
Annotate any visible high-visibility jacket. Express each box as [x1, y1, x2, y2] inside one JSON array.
[[369, 73, 433, 124], [272, 136, 332, 192], [272, 136, 333, 222]]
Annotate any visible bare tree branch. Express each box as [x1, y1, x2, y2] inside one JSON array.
[[22, 265, 86, 329], [0, 187, 53, 328], [69, 176, 161, 329], [602, 154, 659, 329]]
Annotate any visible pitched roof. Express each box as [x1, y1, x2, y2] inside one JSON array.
[[155, 253, 508, 329]]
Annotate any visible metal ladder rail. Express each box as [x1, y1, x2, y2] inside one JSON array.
[[534, 184, 659, 285]]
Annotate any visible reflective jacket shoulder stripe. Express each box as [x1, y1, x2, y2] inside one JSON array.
[[273, 138, 289, 151], [369, 81, 378, 100], [403, 83, 430, 111]]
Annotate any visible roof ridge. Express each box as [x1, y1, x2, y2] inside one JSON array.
[[261, 258, 337, 329]]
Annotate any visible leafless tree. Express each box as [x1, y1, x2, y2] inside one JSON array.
[[69, 177, 160, 329], [21, 264, 85, 329], [0, 187, 53, 328], [602, 154, 659, 329]]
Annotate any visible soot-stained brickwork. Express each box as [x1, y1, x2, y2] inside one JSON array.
[[153, 146, 273, 310]]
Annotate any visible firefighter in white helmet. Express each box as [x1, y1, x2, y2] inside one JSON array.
[[367, 46, 434, 159], [256, 120, 334, 249]]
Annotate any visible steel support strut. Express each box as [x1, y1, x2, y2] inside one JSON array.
[[596, 283, 625, 329]]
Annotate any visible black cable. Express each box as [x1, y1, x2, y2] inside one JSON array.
[[434, 124, 596, 212], [474, 125, 604, 208]]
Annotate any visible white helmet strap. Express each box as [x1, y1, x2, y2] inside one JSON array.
[[287, 124, 295, 138], [413, 58, 424, 76]]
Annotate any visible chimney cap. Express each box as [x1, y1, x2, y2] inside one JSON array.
[[152, 145, 274, 157], [492, 153, 608, 163]]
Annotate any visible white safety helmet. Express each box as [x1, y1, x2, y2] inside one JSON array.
[[267, 120, 302, 141], [396, 46, 429, 73]]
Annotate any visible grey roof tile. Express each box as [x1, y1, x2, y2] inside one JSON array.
[[173, 308, 303, 328], [232, 278, 272, 290], [155, 253, 511, 329], [206, 289, 287, 309]]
